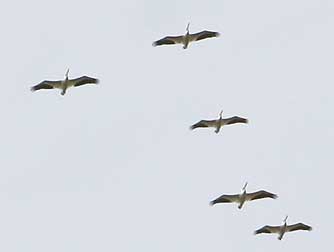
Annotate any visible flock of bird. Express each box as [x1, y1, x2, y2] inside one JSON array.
[[30, 23, 312, 241], [211, 182, 312, 240]]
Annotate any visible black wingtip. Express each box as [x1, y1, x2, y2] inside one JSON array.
[[239, 118, 249, 124], [190, 121, 208, 130], [240, 118, 248, 124], [189, 123, 201, 130]]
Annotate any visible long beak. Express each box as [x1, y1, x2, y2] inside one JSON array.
[[65, 68, 70, 79], [186, 22, 190, 32], [284, 215, 288, 223], [242, 182, 248, 191]]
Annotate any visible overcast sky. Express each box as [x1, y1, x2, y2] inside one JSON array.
[[0, 0, 333, 251]]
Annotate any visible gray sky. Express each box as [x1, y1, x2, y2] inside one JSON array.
[[0, 0, 333, 251]]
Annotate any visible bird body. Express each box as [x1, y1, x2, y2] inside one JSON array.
[[279, 223, 287, 240], [254, 216, 312, 240], [153, 23, 220, 49], [190, 110, 248, 133], [31, 69, 99, 95], [210, 183, 277, 209]]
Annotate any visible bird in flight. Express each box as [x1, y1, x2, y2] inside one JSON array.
[[210, 182, 277, 209], [190, 110, 248, 133], [31, 69, 99, 95], [152, 23, 220, 49], [254, 216, 312, 240]]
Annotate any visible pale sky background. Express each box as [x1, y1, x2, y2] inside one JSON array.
[[0, 0, 333, 251]]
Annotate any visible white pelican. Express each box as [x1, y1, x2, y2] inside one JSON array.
[[190, 110, 248, 133], [210, 183, 277, 209], [31, 69, 99, 95], [254, 216, 312, 240], [152, 23, 220, 49]]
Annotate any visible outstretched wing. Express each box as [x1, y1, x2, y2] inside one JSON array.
[[224, 116, 248, 125], [287, 223, 312, 232], [152, 35, 184, 46], [30, 80, 62, 92], [246, 190, 278, 201], [254, 225, 280, 235], [210, 194, 240, 205], [190, 120, 218, 130], [72, 76, 99, 87], [189, 30, 220, 42]]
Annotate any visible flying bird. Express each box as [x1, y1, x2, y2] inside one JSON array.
[[190, 110, 248, 133], [210, 182, 277, 209], [254, 216, 312, 240], [31, 69, 99, 95], [152, 23, 220, 49]]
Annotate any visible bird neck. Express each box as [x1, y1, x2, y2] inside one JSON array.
[[186, 23, 190, 34]]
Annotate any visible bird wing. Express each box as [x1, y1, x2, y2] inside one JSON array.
[[287, 223, 312, 232], [223, 116, 248, 125], [246, 190, 278, 201], [254, 225, 281, 234], [72, 76, 99, 87], [190, 120, 218, 130], [152, 35, 184, 46], [210, 194, 240, 205], [30, 80, 62, 91], [189, 30, 220, 42]]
